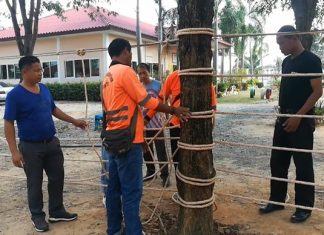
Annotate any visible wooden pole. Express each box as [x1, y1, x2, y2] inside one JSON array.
[[177, 0, 216, 234]]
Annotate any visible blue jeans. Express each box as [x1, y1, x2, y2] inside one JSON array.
[[101, 146, 109, 193], [106, 144, 143, 235]]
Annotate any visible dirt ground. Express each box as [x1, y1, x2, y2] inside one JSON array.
[[1, 101, 324, 235]]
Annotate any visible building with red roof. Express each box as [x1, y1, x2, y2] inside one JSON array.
[[0, 6, 231, 83]]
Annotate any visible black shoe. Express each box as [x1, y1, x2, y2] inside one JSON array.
[[32, 217, 49, 232], [290, 210, 311, 223], [49, 211, 78, 223], [259, 203, 284, 214], [143, 172, 155, 182], [161, 175, 170, 187]]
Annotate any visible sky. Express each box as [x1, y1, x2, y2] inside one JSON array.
[[108, 0, 295, 65], [0, 0, 299, 65]]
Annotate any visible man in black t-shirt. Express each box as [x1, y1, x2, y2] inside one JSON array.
[[259, 25, 323, 223]]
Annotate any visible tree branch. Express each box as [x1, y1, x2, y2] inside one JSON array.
[[5, 0, 24, 55], [31, 0, 41, 54]]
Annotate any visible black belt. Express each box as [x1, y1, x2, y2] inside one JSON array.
[[279, 108, 296, 114], [21, 137, 54, 144]]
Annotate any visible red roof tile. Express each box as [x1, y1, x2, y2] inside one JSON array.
[[0, 6, 157, 40]]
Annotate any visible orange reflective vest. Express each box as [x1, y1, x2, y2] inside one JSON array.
[[102, 63, 159, 143]]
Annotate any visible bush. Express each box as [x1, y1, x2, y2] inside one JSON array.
[[46, 82, 101, 101], [217, 82, 230, 92], [241, 82, 248, 91]]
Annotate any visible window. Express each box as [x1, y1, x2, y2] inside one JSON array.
[[43, 62, 50, 78], [90, 59, 100, 76], [0, 64, 21, 80], [65, 61, 74, 77], [65, 59, 100, 78], [8, 65, 15, 79], [0, 65, 7, 79], [74, 59, 90, 77], [14, 65, 21, 80], [42, 61, 58, 78], [50, 61, 58, 78]]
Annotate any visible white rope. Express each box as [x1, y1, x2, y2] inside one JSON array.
[[216, 111, 324, 119], [216, 167, 323, 188], [216, 192, 324, 213], [190, 110, 215, 119], [0, 173, 107, 183], [214, 72, 323, 78], [176, 168, 216, 187], [176, 28, 214, 37], [132, 29, 324, 49], [145, 125, 180, 131], [178, 141, 215, 151], [172, 192, 215, 209], [0, 29, 322, 61], [216, 29, 324, 38], [215, 140, 324, 155], [179, 67, 214, 76]]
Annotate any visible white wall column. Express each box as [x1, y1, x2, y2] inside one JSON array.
[[102, 32, 111, 76], [56, 37, 64, 82]]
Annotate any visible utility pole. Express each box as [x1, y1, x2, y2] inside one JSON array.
[[157, 0, 163, 80], [177, 0, 217, 234], [213, 0, 219, 86], [213, 0, 219, 75], [136, 0, 143, 64]]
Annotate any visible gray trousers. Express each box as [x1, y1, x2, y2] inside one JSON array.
[[19, 136, 65, 219]]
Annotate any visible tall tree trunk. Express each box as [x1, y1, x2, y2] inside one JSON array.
[[6, 0, 41, 56], [291, 0, 318, 50], [177, 0, 216, 234]]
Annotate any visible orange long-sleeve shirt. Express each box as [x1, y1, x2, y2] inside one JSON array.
[[146, 70, 217, 126]]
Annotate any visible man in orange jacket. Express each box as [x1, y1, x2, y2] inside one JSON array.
[[102, 38, 190, 235], [145, 70, 217, 169]]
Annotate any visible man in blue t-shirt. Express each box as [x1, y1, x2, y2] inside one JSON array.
[[4, 56, 87, 232], [137, 63, 169, 187]]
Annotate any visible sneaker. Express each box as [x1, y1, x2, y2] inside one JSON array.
[[49, 211, 78, 223], [32, 217, 49, 232]]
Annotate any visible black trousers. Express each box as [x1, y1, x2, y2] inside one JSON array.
[[19, 136, 65, 219], [170, 125, 180, 169], [270, 118, 315, 212], [143, 130, 168, 177]]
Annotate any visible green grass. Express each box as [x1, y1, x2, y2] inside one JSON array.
[[217, 89, 279, 104]]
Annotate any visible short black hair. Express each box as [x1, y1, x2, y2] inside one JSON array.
[[18, 55, 40, 71], [278, 25, 299, 38], [108, 38, 131, 58], [137, 63, 150, 72]]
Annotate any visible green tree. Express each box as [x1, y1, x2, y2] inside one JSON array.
[[249, 0, 324, 50], [4, 0, 112, 56], [245, 13, 268, 74], [219, 0, 249, 69], [153, 1, 178, 40]]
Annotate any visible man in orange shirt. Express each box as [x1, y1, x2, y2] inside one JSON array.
[[145, 70, 217, 169], [102, 38, 190, 235]]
